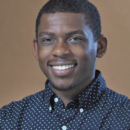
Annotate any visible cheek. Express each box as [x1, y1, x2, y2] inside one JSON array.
[[73, 44, 97, 67], [38, 46, 51, 61], [72, 44, 92, 59], [84, 43, 97, 59], [38, 46, 52, 72]]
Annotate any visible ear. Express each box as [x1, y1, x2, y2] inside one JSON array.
[[97, 35, 108, 58], [33, 38, 38, 60]]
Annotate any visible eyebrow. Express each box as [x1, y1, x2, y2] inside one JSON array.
[[38, 30, 85, 37], [39, 31, 55, 37], [67, 30, 85, 36]]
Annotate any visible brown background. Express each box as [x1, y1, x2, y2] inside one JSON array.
[[0, 0, 130, 108]]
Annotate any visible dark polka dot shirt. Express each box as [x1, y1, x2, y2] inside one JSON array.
[[0, 70, 130, 130]]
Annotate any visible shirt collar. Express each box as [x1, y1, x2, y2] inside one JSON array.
[[44, 70, 107, 110], [78, 70, 107, 109]]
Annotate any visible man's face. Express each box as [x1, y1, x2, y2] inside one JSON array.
[[34, 13, 98, 91]]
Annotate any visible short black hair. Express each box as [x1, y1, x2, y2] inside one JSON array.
[[36, 0, 101, 41]]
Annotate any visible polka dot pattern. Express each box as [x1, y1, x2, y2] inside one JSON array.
[[0, 70, 130, 129]]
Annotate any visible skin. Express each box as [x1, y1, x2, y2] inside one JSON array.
[[33, 13, 107, 107]]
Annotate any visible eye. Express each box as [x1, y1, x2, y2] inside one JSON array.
[[40, 38, 56, 45], [67, 37, 84, 44]]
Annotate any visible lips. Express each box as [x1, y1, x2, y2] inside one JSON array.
[[49, 62, 77, 77]]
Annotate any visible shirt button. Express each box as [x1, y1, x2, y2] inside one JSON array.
[[54, 97, 59, 103], [80, 108, 84, 113], [62, 125, 67, 130]]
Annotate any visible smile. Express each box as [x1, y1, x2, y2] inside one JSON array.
[[52, 65, 74, 70]]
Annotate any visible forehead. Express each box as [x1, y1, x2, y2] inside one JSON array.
[[37, 13, 94, 42], [38, 13, 89, 32]]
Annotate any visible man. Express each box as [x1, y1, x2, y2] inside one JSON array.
[[0, 0, 130, 129]]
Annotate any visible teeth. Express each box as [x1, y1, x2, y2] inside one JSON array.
[[52, 65, 74, 70]]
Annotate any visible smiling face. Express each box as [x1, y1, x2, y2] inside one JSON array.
[[33, 13, 100, 91]]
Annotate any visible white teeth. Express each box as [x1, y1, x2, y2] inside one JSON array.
[[52, 65, 74, 70]]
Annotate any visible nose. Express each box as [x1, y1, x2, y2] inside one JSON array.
[[52, 40, 71, 57]]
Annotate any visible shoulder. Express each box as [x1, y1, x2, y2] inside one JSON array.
[[104, 87, 130, 118], [103, 88, 130, 128], [0, 90, 45, 127], [105, 87, 130, 107], [0, 90, 45, 110]]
